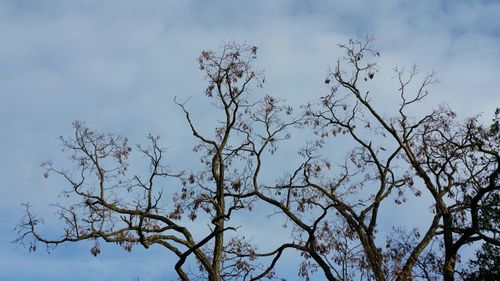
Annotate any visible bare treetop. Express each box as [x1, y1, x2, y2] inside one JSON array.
[[16, 39, 499, 281]]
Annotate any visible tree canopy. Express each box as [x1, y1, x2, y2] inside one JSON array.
[[16, 38, 499, 281]]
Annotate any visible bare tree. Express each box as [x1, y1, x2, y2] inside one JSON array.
[[280, 37, 499, 280], [16, 39, 499, 281], [224, 37, 499, 281], [16, 43, 285, 281]]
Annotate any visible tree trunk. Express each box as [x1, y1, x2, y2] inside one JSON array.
[[308, 237, 340, 281], [368, 249, 385, 281], [443, 255, 456, 281], [361, 232, 385, 281], [443, 213, 456, 281], [211, 227, 223, 281], [210, 152, 225, 281]]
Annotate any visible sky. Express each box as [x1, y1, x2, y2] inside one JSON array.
[[1, 1, 499, 280]]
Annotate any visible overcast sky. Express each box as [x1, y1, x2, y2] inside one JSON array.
[[1, 1, 499, 280]]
